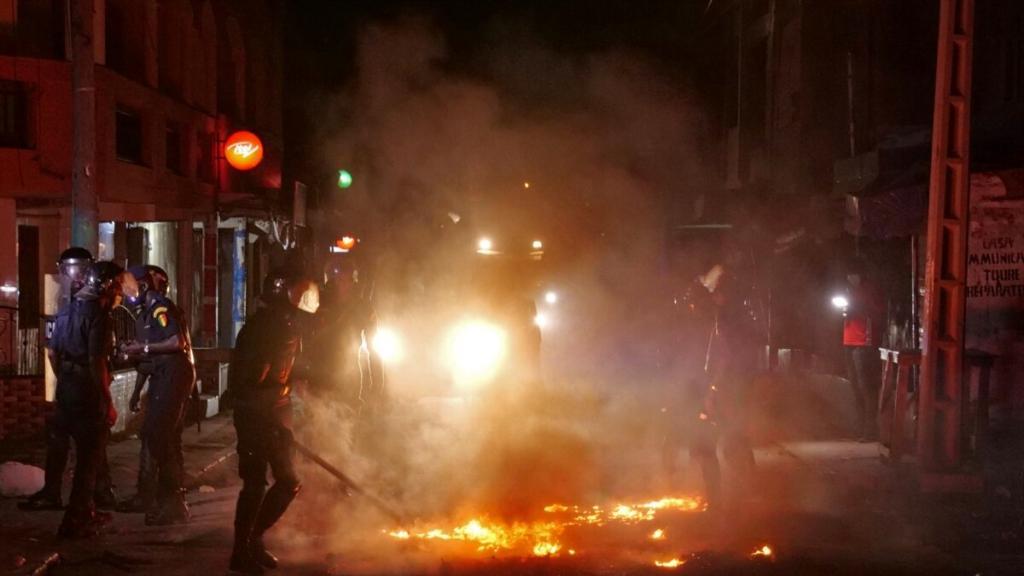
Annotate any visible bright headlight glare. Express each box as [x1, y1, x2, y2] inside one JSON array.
[[544, 291, 558, 305], [372, 326, 403, 364], [831, 295, 850, 310], [448, 321, 506, 387]]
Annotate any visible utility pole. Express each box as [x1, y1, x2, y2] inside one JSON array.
[[70, 0, 98, 254], [919, 0, 975, 475]]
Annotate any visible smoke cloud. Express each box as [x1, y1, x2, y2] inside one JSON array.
[[277, 12, 834, 573]]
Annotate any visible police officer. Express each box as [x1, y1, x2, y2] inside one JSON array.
[[119, 265, 195, 525], [229, 270, 319, 574], [306, 256, 382, 415], [47, 261, 123, 538], [116, 281, 157, 514], [689, 250, 761, 510], [21, 248, 117, 512]]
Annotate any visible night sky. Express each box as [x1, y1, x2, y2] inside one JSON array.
[[284, 0, 711, 179]]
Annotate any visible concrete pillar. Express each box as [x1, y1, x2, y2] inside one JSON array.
[[176, 219, 193, 322], [0, 199, 17, 307], [201, 219, 217, 347]]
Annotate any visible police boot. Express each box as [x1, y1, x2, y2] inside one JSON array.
[[231, 484, 266, 575], [19, 488, 63, 511], [145, 493, 191, 526], [57, 509, 102, 540], [248, 482, 299, 569], [229, 551, 265, 575], [250, 536, 279, 570]]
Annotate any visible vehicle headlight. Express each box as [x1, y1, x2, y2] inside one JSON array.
[[372, 326, 403, 364], [447, 321, 506, 387]]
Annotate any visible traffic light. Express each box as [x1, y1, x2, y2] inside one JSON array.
[[337, 169, 353, 189]]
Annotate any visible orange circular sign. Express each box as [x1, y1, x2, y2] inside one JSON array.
[[224, 131, 264, 171]]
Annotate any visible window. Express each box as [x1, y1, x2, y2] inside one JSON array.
[[0, 80, 30, 148], [105, 0, 146, 82], [1, 0, 67, 59], [115, 107, 144, 164], [165, 122, 183, 174], [0, 0, 17, 54]]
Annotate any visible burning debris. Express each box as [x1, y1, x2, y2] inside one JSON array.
[[384, 495, 702, 558], [751, 544, 774, 558], [654, 558, 686, 569]]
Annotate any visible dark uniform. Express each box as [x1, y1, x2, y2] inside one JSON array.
[[229, 298, 304, 573], [128, 308, 158, 510], [690, 265, 761, 509], [22, 299, 116, 512], [138, 293, 195, 522], [48, 288, 114, 536], [306, 297, 381, 412]]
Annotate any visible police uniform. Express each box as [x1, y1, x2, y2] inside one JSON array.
[[307, 298, 380, 411], [22, 299, 116, 512], [130, 307, 158, 509], [229, 302, 303, 570], [689, 267, 760, 508], [137, 293, 195, 518], [48, 290, 113, 532]]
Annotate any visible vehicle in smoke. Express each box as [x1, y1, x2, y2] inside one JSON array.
[[374, 232, 553, 399]]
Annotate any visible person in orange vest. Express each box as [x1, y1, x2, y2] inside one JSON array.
[[839, 262, 885, 442]]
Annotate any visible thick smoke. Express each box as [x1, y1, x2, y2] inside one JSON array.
[[282, 13, 731, 572]]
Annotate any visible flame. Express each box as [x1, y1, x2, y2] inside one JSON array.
[[532, 542, 561, 556], [386, 495, 701, 557], [654, 558, 686, 568], [752, 545, 773, 557]]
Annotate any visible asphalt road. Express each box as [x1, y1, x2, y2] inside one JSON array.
[[2, 411, 1024, 575]]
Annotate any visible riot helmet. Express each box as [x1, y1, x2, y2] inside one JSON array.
[[58, 247, 94, 293], [262, 269, 319, 314], [84, 261, 126, 300], [125, 265, 169, 305]]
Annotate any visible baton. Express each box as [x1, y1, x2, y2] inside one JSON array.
[[291, 439, 404, 524]]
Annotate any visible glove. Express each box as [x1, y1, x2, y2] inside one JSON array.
[[129, 391, 141, 413]]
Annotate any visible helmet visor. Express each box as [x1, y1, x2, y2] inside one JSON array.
[[60, 261, 89, 285]]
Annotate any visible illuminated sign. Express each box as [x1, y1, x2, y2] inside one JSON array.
[[224, 131, 264, 171]]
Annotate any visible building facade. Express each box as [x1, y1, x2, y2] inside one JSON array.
[[696, 0, 1024, 410], [0, 0, 288, 438]]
